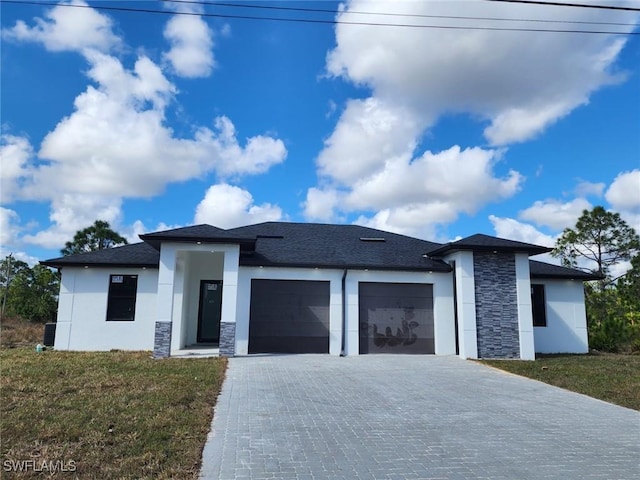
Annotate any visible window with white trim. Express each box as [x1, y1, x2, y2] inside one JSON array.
[[106, 274, 138, 321]]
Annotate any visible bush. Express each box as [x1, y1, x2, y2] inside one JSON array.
[[587, 287, 640, 353]]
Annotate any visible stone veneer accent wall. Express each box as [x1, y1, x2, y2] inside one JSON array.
[[153, 321, 172, 359], [474, 252, 520, 359], [219, 321, 236, 357]]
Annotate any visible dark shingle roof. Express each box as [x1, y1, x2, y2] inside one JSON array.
[[427, 233, 551, 256], [139, 224, 255, 249], [42, 222, 450, 272], [529, 260, 602, 280], [41, 242, 159, 268], [45, 223, 591, 279], [228, 222, 450, 271]]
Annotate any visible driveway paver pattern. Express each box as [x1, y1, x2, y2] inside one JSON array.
[[200, 355, 639, 480]]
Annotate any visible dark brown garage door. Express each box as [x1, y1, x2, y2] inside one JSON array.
[[249, 279, 330, 354], [359, 282, 434, 354]]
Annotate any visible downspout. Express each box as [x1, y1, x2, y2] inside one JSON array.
[[340, 268, 348, 357]]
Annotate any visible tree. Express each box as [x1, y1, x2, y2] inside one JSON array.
[[1, 255, 30, 320], [8, 264, 60, 322], [0, 256, 60, 322], [61, 220, 128, 256], [617, 254, 640, 331], [552, 207, 640, 352], [552, 206, 640, 288]]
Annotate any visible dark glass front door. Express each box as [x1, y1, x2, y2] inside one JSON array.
[[197, 280, 222, 343]]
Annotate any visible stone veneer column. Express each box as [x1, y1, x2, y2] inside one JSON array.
[[473, 252, 520, 359], [219, 322, 236, 356], [153, 321, 172, 358]]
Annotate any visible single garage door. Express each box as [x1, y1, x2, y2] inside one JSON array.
[[359, 282, 434, 354], [249, 279, 330, 354]]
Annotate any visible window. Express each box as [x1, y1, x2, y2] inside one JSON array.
[[106, 275, 138, 321], [531, 284, 547, 327]]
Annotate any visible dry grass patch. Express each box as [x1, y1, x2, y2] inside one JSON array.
[[482, 353, 640, 411], [1, 316, 45, 348], [1, 348, 226, 479]]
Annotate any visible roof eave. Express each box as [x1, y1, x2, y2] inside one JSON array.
[[238, 260, 452, 272], [531, 272, 603, 281], [138, 235, 256, 250], [40, 260, 159, 269], [428, 245, 552, 257]]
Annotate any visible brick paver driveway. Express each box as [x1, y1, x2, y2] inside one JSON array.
[[200, 355, 639, 480]]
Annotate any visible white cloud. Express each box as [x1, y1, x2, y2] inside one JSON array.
[[489, 215, 557, 263], [354, 206, 443, 240], [194, 184, 283, 228], [0, 134, 33, 203], [490, 215, 556, 247], [606, 170, 640, 234], [23, 52, 285, 202], [605, 169, 640, 212], [123, 220, 181, 244], [483, 101, 575, 145], [307, 144, 523, 235], [316, 97, 421, 185], [0, 209, 40, 265], [575, 180, 605, 198], [0, 207, 21, 247], [163, 12, 215, 78], [3, 1, 287, 254], [303, 187, 340, 221], [213, 117, 288, 177], [2, 0, 120, 53], [344, 146, 521, 212], [519, 198, 592, 231], [22, 194, 123, 249], [327, 1, 633, 146], [310, 1, 635, 237]]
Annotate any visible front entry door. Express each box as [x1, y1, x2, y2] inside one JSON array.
[[197, 280, 222, 343]]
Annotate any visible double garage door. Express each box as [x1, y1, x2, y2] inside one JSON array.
[[248, 279, 434, 354]]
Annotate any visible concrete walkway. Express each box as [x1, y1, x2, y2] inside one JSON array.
[[200, 355, 639, 480]]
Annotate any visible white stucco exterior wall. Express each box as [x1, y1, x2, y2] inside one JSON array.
[[343, 270, 455, 356], [54, 266, 158, 351], [533, 279, 589, 353], [515, 253, 535, 360], [444, 252, 478, 359], [236, 267, 344, 356]]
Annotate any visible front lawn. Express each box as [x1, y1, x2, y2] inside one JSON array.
[[1, 348, 226, 479], [482, 354, 640, 410]]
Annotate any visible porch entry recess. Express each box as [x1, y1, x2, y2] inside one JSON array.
[[197, 280, 223, 343]]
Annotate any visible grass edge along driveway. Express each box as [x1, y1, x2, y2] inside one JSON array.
[[1, 349, 226, 479], [481, 353, 640, 411]]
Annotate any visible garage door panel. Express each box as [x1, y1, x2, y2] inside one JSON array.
[[249, 279, 330, 354], [359, 282, 434, 354], [248, 336, 328, 354]]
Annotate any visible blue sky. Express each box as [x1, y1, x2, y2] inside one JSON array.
[[1, 0, 639, 264]]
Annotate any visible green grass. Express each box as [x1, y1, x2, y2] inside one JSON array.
[[482, 354, 640, 411], [1, 348, 226, 479]]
